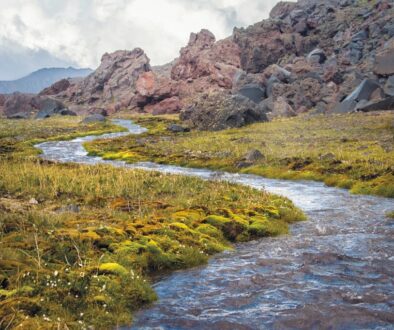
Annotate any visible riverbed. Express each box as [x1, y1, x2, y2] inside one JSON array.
[[36, 119, 394, 330]]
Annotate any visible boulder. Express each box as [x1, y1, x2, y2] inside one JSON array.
[[4, 93, 35, 117], [55, 48, 152, 112], [237, 84, 266, 103], [374, 39, 394, 76], [35, 98, 68, 119], [82, 114, 106, 123], [58, 109, 77, 116], [167, 124, 190, 133], [88, 107, 108, 116], [263, 64, 292, 82], [39, 79, 71, 96], [357, 96, 394, 112], [144, 96, 182, 115], [270, 97, 296, 118], [7, 112, 30, 119], [384, 76, 394, 96], [333, 79, 383, 113], [307, 48, 327, 65], [180, 92, 268, 131], [244, 149, 264, 162]]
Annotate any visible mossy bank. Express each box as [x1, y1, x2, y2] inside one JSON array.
[[0, 117, 304, 329], [86, 112, 394, 198]]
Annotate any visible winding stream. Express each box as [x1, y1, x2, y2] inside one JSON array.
[[36, 119, 394, 330]]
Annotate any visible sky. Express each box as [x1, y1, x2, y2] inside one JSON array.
[[0, 0, 284, 80]]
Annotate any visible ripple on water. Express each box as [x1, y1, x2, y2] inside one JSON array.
[[35, 120, 394, 330]]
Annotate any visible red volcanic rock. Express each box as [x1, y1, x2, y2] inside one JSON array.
[[3, 93, 36, 117], [55, 48, 151, 112], [233, 20, 302, 74], [40, 79, 71, 96], [171, 29, 241, 98], [136, 71, 156, 96], [144, 96, 182, 115]]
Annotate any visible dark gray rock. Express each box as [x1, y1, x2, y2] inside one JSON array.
[[266, 76, 280, 98], [374, 40, 394, 76], [7, 112, 30, 119], [259, 97, 275, 113], [237, 84, 266, 103], [59, 109, 77, 116], [167, 124, 190, 133], [357, 96, 394, 112], [180, 92, 268, 131], [384, 76, 394, 96], [351, 29, 369, 42], [82, 114, 106, 123], [35, 98, 67, 119], [88, 108, 108, 117], [307, 48, 327, 64], [383, 22, 394, 37], [244, 149, 264, 162], [334, 79, 382, 113]]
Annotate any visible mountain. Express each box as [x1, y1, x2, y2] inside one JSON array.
[[0, 67, 93, 94]]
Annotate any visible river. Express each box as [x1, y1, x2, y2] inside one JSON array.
[[36, 119, 394, 330]]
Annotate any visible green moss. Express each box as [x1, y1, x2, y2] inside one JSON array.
[[86, 113, 394, 198], [98, 263, 129, 276], [385, 211, 394, 219], [0, 115, 305, 329], [248, 218, 289, 237]]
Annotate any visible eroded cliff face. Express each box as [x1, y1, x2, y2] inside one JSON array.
[[34, 0, 393, 120], [49, 49, 151, 114]]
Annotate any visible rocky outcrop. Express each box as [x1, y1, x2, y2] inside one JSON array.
[[171, 29, 241, 93], [39, 79, 71, 96], [38, 0, 394, 123], [55, 48, 151, 113], [3, 93, 36, 118], [3, 92, 72, 119], [180, 92, 268, 131]]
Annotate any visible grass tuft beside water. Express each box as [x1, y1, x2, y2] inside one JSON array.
[[85, 112, 394, 198], [0, 116, 304, 329]]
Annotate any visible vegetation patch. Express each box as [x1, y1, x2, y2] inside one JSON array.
[[0, 117, 304, 329], [86, 113, 394, 198]]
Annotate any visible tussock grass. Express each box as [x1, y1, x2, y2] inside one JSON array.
[[0, 117, 304, 329], [86, 112, 394, 198]]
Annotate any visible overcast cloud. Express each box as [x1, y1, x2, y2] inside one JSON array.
[[0, 0, 283, 80]]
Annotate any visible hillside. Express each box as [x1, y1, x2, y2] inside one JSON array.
[[0, 67, 93, 94], [40, 0, 394, 122]]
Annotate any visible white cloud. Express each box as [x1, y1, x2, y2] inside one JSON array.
[[0, 0, 283, 79]]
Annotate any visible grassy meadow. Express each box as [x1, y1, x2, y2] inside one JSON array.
[[0, 116, 304, 329], [86, 112, 394, 198]]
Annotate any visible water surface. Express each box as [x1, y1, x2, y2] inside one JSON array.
[[36, 119, 394, 330]]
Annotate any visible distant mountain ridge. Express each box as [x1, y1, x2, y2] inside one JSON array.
[[0, 67, 93, 94]]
